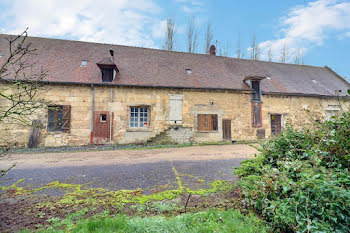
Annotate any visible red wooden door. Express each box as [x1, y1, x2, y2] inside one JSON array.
[[93, 111, 113, 144]]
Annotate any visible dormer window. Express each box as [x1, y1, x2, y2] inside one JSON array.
[[96, 57, 119, 83], [251, 80, 261, 101], [101, 68, 114, 82]]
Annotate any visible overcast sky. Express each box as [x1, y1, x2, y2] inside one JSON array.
[[0, 0, 349, 79]]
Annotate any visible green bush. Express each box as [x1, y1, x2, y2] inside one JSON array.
[[235, 112, 350, 232]]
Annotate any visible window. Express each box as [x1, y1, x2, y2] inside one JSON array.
[[326, 110, 339, 121], [169, 94, 183, 124], [186, 69, 192, 74], [48, 105, 71, 132], [251, 80, 261, 101], [130, 107, 149, 128], [100, 114, 107, 122], [0, 54, 3, 58], [81, 60, 88, 67], [197, 114, 218, 131], [101, 68, 114, 82]]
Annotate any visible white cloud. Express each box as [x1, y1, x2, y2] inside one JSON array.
[[259, 0, 350, 62], [176, 0, 205, 14], [0, 0, 164, 48], [152, 19, 167, 39]]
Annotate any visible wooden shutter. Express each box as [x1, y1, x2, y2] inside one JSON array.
[[197, 114, 206, 131], [61, 105, 71, 133], [253, 105, 261, 127], [197, 114, 218, 131], [211, 114, 218, 130]]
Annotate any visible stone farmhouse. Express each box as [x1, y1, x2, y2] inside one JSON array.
[[0, 35, 349, 147]]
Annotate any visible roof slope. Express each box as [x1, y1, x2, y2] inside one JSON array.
[[0, 34, 349, 96]]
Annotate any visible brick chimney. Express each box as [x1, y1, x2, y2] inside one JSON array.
[[209, 45, 216, 56]]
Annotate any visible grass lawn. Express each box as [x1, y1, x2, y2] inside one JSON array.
[[26, 209, 267, 233]]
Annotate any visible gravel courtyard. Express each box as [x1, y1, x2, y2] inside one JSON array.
[[0, 144, 257, 193]]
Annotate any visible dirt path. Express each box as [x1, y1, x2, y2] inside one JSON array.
[[0, 144, 258, 169]]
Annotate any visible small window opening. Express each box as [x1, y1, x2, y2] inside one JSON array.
[[0, 54, 3, 58], [186, 69, 192, 74], [312, 80, 317, 83], [81, 60, 88, 67], [266, 76, 271, 80], [100, 114, 107, 122]]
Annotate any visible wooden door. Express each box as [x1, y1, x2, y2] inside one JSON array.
[[271, 114, 282, 136], [222, 119, 231, 141], [93, 111, 113, 144]]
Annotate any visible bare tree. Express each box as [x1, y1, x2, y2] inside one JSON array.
[[222, 41, 230, 57], [204, 22, 213, 54], [294, 48, 303, 65], [0, 29, 48, 152], [163, 18, 175, 51], [0, 30, 47, 125], [187, 17, 198, 53], [236, 32, 242, 59], [250, 34, 261, 60], [267, 47, 273, 62], [280, 43, 289, 63]]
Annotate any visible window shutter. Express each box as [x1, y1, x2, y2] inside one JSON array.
[[211, 114, 218, 130], [61, 105, 71, 133], [197, 114, 218, 131], [169, 98, 183, 122], [253, 104, 261, 127], [197, 114, 205, 131]]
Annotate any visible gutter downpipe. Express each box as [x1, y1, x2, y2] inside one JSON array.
[[109, 87, 112, 143], [90, 84, 94, 144]]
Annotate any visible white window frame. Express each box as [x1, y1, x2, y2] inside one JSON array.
[[129, 107, 149, 128]]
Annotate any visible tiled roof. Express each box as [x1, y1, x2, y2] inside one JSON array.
[[0, 34, 349, 96]]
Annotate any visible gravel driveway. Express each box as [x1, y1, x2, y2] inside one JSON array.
[[0, 144, 257, 194]]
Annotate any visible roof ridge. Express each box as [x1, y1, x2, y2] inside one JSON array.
[[0, 33, 328, 70]]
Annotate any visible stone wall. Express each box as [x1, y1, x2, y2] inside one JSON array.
[[0, 82, 348, 147], [167, 126, 193, 144]]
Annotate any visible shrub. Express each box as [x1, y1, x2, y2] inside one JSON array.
[[235, 112, 350, 232]]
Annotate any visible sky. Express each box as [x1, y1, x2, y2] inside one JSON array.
[[0, 0, 349, 79]]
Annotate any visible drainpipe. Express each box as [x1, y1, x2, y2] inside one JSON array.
[[109, 87, 112, 143], [90, 84, 94, 144]]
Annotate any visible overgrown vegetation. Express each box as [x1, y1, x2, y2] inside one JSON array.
[[0, 170, 246, 232], [235, 112, 350, 232]]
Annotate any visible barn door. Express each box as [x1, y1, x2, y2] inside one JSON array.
[[271, 114, 282, 136], [93, 111, 113, 144], [222, 119, 231, 141]]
